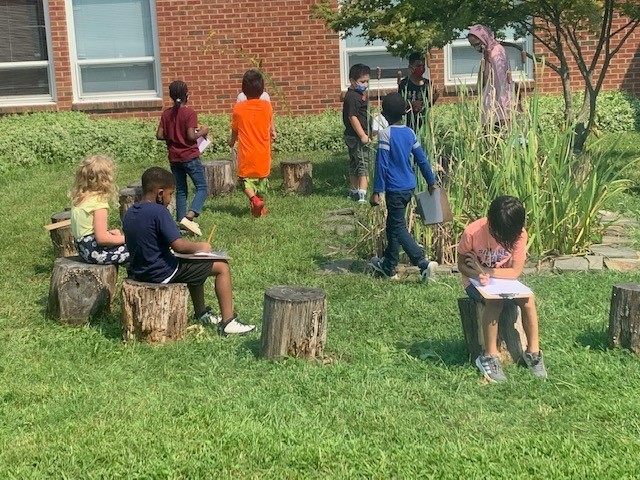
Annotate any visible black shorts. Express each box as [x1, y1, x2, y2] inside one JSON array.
[[169, 259, 214, 286]]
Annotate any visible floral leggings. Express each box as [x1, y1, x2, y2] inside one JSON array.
[[74, 234, 130, 265]]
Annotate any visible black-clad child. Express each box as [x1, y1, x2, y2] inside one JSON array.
[[122, 167, 255, 336], [369, 93, 438, 281], [342, 63, 372, 203]]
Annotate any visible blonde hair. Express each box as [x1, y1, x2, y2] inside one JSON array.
[[70, 154, 117, 206]]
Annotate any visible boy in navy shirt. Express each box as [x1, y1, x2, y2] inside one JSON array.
[[369, 93, 438, 281], [122, 167, 255, 335]]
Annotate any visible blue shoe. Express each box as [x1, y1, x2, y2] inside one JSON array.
[[370, 257, 398, 279]]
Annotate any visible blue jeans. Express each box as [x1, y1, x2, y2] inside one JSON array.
[[170, 157, 208, 221], [383, 190, 429, 273]]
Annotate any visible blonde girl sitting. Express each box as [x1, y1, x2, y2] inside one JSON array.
[[70, 154, 129, 265]]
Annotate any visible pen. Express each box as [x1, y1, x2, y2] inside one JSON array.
[[207, 225, 216, 244], [470, 254, 486, 276]]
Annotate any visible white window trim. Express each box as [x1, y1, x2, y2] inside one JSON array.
[[444, 34, 534, 86], [65, 0, 162, 103], [339, 38, 406, 91], [0, 0, 56, 106]]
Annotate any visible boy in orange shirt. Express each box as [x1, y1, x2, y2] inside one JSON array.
[[229, 70, 275, 217]]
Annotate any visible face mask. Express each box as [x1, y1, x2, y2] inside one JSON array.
[[156, 192, 164, 205], [356, 84, 368, 93], [413, 66, 426, 77]]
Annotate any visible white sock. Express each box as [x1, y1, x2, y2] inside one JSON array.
[[358, 189, 367, 201]]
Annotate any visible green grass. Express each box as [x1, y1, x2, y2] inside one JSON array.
[[2, 141, 640, 478]]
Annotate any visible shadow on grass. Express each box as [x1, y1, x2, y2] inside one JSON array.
[[205, 202, 248, 217], [241, 337, 261, 358], [305, 152, 350, 198], [575, 325, 609, 351], [401, 337, 470, 366]]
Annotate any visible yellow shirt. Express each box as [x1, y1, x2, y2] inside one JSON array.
[[71, 196, 109, 239]]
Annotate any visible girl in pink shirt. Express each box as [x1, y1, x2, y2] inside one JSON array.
[[457, 196, 546, 382]]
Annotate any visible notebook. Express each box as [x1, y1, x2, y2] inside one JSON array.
[[173, 250, 230, 260], [197, 136, 211, 153], [469, 277, 533, 299], [414, 188, 453, 225]]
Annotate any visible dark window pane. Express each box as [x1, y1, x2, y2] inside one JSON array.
[[0, 66, 50, 96], [80, 63, 155, 94], [0, 0, 48, 63]]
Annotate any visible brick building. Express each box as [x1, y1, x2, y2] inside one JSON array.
[[1, 0, 638, 118]]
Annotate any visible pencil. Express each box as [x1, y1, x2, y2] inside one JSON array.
[[470, 254, 486, 275], [207, 225, 216, 244]]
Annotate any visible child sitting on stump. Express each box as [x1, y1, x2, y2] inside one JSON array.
[[457, 195, 547, 382], [122, 167, 255, 335]]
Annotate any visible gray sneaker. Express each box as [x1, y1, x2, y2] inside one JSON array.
[[420, 261, 438, 282], [475, 354, 507, 383], [194, 307, 222, 326], [370, 257, 399, 280], [524, 351, 548, 378]]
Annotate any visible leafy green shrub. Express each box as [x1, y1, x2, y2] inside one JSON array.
[[595, 91, 640, 133]]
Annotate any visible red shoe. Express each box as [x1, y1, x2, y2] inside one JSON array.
[[250, 196, 264, 217], [260, 206, 268, 216]]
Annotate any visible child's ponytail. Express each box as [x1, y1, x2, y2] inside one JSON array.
[[169, 80, 188, 108]]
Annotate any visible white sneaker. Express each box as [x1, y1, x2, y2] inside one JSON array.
[[220, 315, 256, 336], [179, 217, 202, 236]]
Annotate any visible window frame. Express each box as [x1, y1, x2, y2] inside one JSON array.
[[65, 0, 163, 102], [444, 30, 534, 86], [339, 36, 410, 91], [0, 0, 56, 106]]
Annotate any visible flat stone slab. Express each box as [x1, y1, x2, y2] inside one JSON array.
[[590, 245, 639, 259], [604, 225, 628, 236], [553, 256, 590, 272], [585, 255, 604, 270], [604, 258, 640, 272], [600, 235, 633, 245]]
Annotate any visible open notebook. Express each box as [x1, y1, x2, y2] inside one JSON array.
[[173, 250, 230, 260], [469, 277, 533, 300]]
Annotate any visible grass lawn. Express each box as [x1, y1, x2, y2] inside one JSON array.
[[2, 140, 640, 478]]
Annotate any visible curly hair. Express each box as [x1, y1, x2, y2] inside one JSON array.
[[70, 154, 117, 206]]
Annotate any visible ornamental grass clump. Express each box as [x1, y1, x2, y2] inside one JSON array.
[[362, 84, 634, 264]]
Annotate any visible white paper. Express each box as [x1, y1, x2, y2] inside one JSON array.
[[174, 250, 230, 260], [197, 136, 211, 153], [470, 277, 533, 298]]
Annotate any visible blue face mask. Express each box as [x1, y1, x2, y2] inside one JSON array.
[[356, 84, 368, 93]]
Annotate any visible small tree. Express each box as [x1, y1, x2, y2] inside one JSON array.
[[315, 0, 640, 153]]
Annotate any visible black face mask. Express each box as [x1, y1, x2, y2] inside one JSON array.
[[156, 192, 164, 205]]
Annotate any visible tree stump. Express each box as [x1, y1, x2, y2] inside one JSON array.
[[609, 283, 640, 356], [260, 286, 327, 360], [47, 256, 118, 326], [281, 160, 313, 195], [120, 279, 189, 343], [49, 211, 76, 257], [203, 160, 235, 197], [458, 298, 527, 365], [118, 186, 143, 220]]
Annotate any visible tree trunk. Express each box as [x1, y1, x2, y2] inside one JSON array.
[[47, 256, 118, 326], [609, 283, 640, 356], [203, 160, 235, 197], [118, 186, 143, 220], [458, 297, 527, 365], [49, 211, 76, 258], [260, 286, 327, 360], [120, 279, 190, 343], [281, 160, 313, 195]]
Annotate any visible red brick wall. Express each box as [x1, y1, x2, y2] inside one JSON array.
[[154, 0, 342, 116], [1, 3, 637, 117]]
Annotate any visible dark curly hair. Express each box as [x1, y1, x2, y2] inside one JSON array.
[[487, 196, 525, 252]]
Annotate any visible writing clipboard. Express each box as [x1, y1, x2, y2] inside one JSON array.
[[469, 278, 533, 300], [414, 188, 453, 225]]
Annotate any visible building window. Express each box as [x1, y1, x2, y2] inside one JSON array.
[[0, 0, 55, 104], [340, 28, 409, 90], [66, 0, 161, 101], [444, 28, 533, 86]]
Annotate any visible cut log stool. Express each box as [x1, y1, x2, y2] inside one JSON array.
[[281, 160, 313, 195], [260, 286, 327, 360], [47, 256, 118, 326], [49, 211, 76, 257], [203, 160, 235, 197], [609, 283, 640, 356], [120, 279, 189, 343], [458, 297, 527, 365], [118, 186, 143, 220]]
